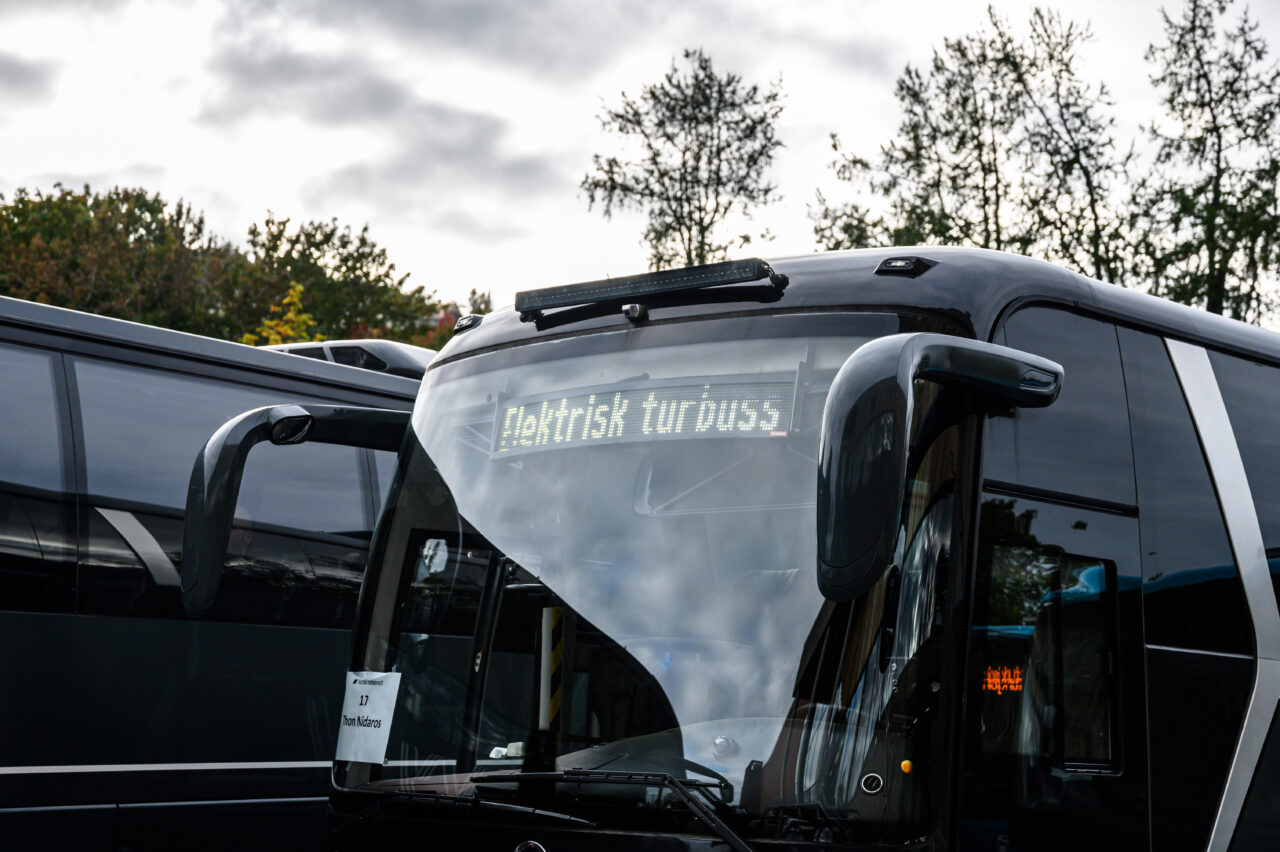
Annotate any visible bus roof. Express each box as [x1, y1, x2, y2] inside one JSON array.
[[0, 294, 421, 400], [438, 247, 1280, 370]]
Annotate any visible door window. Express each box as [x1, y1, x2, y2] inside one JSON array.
[[0, 341, 75, 613]]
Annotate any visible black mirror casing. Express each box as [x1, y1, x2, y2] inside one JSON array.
[[816, 333, 1062, 601], [181, 404, 411, 617]]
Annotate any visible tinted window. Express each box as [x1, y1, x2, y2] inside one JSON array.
[[239, 442, 368, 535], [73, 357, 377, 627], [1210, 351, 1280, 608], [969, 499, 1119, 770], [0, 342, 75, 613], [373, 449, 399, 513], [75, 358, 283, 510], [1121, 330, 1252, 655], [292, 347, 327, 360], [1230, 701, 1280, 851], [961, 496, 1145, 851], [332, 345, 387, 372], [1147, 648, 1251, 852], [984, 308, 1135, 505], [0, 342, 69, 493]]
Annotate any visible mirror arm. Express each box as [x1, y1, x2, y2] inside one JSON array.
[[181, 404, 410, 617]]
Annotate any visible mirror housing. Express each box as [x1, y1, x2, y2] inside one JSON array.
[[181, 404, 411, 617], [816, 333, 1062, 601]]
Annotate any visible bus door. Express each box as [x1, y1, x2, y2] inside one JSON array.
[[960, 307, 1148, 851]]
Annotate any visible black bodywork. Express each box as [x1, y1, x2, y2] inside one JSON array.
[[0, 296, 419, 850]]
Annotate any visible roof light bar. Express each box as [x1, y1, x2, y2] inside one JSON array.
[[515, 258, 788, 321]]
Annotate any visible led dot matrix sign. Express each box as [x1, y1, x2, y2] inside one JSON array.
[[493, 374, 796, 456]]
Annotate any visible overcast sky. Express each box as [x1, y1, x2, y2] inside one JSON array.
[[3, 0, 1280, 312]]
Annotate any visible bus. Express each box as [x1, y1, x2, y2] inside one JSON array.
[[181, 248, 1280, 851], [0, 295, 425, 850]]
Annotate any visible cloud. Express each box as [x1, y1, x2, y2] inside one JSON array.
[[200, 45, 415, 126], [236, 0, 660, 79], [17, 163, 167, 193], [428, 208, 527, 243], [0, 51, 55, 101], [0, 0, 128, 13], [302, 101, 566, 217]]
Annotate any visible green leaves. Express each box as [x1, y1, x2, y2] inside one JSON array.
[[0, 185, 446, 346], [582, 48, 784, 271], [814, 8, 1131, 286], [1136, 0, 1280, 321]]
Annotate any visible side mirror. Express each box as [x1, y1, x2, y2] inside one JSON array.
[[181, 404, 410, 617], [816, 333, 1062, 601]]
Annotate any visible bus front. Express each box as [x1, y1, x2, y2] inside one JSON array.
[[324, 257, 1061, 850]]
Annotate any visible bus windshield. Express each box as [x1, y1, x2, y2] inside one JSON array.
[[339, 312, 959, 845]]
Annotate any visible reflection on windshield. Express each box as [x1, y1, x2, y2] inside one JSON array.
[[342, 316, 959, 844]]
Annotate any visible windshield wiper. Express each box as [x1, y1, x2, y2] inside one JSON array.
[[369, 788, 593, 827], [470, 769, 755, 852]]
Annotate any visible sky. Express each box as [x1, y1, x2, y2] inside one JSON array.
[[3, 0, 1280, 312]]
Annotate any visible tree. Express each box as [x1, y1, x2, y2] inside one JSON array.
[[0, 184, 450, 346], [814, 9, 1132, 284], [582, 49, 784, 270], [0, 184, 237, 335], [467, 288, 492, 315], [1136, 0, 1280, 321], [239, 281, 323, 346], [242, 215, 441, 342]]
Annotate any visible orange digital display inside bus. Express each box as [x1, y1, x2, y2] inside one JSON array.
[[982, 664, 1024, 695]]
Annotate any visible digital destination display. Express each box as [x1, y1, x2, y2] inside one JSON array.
[[493, 375, 795, 455]]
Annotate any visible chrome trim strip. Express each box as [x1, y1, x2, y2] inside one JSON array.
[[0, 761, 331, 775], [96, 507, 181, 587], [0, 758, 500, 776], [1145, 644, 1255, 661], [1166, 339, 1280, 852]]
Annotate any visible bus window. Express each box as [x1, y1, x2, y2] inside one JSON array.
[[1120, 329, 1252, 655], [1208, 350, 1280, 611], [0, 342, 74, 613], [1119, 329, 1254, 852], [71, 357, 373, 627], [962, 497, 1140, 851], [1230, 702, 1280, 850], [983, 307, 1134, 507]]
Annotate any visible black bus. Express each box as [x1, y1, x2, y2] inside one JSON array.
[[184, 247, 1280, 851], [0, 296, 423, 850]]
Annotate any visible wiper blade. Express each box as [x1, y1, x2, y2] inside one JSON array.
[[470, 769, 754, 852], [385, 789, 593, 827]]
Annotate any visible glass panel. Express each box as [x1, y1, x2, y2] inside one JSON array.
[[0, 342, 75, 613], [1120, 329, 1251, 655], [1209, 351, 1280, 610], [342, 313, 960, 844], [983, 308, 1135, 505], [1230, 701, 1280, 851], [978, 517, 1115, 766], [333, 346, 387, 372], [75, 358, 284, 510], [962, 496, 1141, 851], [239, 442, 367, 536], [0, 342, 68, 493], [73, 357, 374, 627]]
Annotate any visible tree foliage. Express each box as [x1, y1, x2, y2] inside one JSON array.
[[0, 185, 238, 335], [814, 8, 1131, 284], [467, 288, 492, 315], [239, 281, 322, 346], [1136, 0, 1280, 320], [0, 185, 447, 346], [582, 48, 784, 270], [244, 215, 439, 342]]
